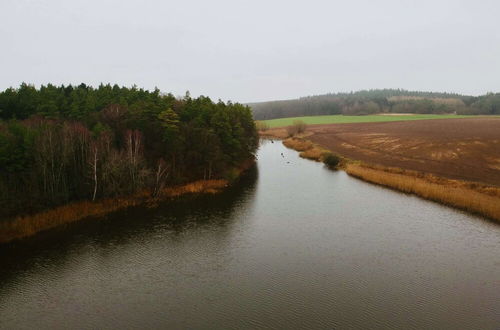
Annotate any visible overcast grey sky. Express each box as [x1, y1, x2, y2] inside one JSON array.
[[1, 0, 499, 102]]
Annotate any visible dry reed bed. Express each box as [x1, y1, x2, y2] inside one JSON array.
[[0, 180, 228, 244], [346, 163, 500, 222], [282, 137, 330, 161]]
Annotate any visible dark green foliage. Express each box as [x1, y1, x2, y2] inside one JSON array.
[[323, 153, 341, 169], [0, 121, 34, 173], [0, 84, 258, 218], [459, 93, 500, 115], [249, 89, 499, 119]]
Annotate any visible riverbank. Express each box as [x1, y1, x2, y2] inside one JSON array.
[[0, 159, 255, 244], [345, 163, 500, 222], [266, 133, 500, 222], [3, 139, 499, 330]]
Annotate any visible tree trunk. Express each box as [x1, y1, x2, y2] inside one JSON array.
[[92, 147, 98, 201]]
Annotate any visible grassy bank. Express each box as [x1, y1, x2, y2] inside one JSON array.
[[276, 135, 500, 222], [263, 114, 473, 128]]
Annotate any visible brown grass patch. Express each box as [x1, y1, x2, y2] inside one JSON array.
[[345, 163, 500, 222], [299, 148, 326, 161], [0, 179, 228, 244], [259, 128, 289, 139], [282, 137, 331, 162], [283, 138, 313, 151]]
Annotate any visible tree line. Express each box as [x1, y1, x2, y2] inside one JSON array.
[[0, 83, 258, 218], [249, 89, 500, 120]]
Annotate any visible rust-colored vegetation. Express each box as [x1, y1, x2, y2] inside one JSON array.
[[0, 180, 228, 244], [345, 163, 500, 222], [282, 137, 330, 161], [283, 138, 313, 151]]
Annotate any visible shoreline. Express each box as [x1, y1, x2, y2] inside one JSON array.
[[263, 133, 500, 222], [0, 159, 255, 244]]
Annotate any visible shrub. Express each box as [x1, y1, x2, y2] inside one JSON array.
[[255, 120, 269, 131], [286, 120, 306, 136], [323, 152, 341, 169]]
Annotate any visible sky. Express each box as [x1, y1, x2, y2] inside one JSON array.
[[1, 0, 499, 102]]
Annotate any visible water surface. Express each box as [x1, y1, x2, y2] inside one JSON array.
[[1, 141, 499, 329]]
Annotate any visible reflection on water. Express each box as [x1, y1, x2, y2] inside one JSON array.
[[0, 166, 259, 288], [0, 140, 499, 329]]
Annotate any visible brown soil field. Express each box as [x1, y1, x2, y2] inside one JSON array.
[[303, 118, 500, 186]]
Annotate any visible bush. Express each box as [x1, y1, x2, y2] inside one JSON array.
[[255, 120, 269, 131], [286, 120, 306, 136], [323, 152, 341, 169]]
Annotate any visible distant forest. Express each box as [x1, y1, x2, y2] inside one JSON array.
[[250, 89, 500, 120], [0, 83, 258, 218]]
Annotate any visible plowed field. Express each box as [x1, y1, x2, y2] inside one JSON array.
[[305, 118, 500, 186]]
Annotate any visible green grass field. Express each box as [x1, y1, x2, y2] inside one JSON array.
[[262, 114, 473, 128]]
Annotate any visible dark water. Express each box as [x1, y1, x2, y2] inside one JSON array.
[[1, 141, 499, 329]]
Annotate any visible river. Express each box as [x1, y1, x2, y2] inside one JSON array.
[[0, 140, 499, 329]]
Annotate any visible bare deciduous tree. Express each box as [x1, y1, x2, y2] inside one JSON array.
[[286, 120, 306, 137]]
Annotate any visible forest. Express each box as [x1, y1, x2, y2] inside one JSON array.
[[0, 83, 258, 219], [250, 89, 500, 120]]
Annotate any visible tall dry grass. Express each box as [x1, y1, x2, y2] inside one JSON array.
[[345, 163, 500, 222], [283, 138, 313, 151], [0, 180, 228, 244], [255, 120, 270, 131], [283, 138, 330, 161], [259, 128, 289, 139], [300, 148, 327, 161]]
